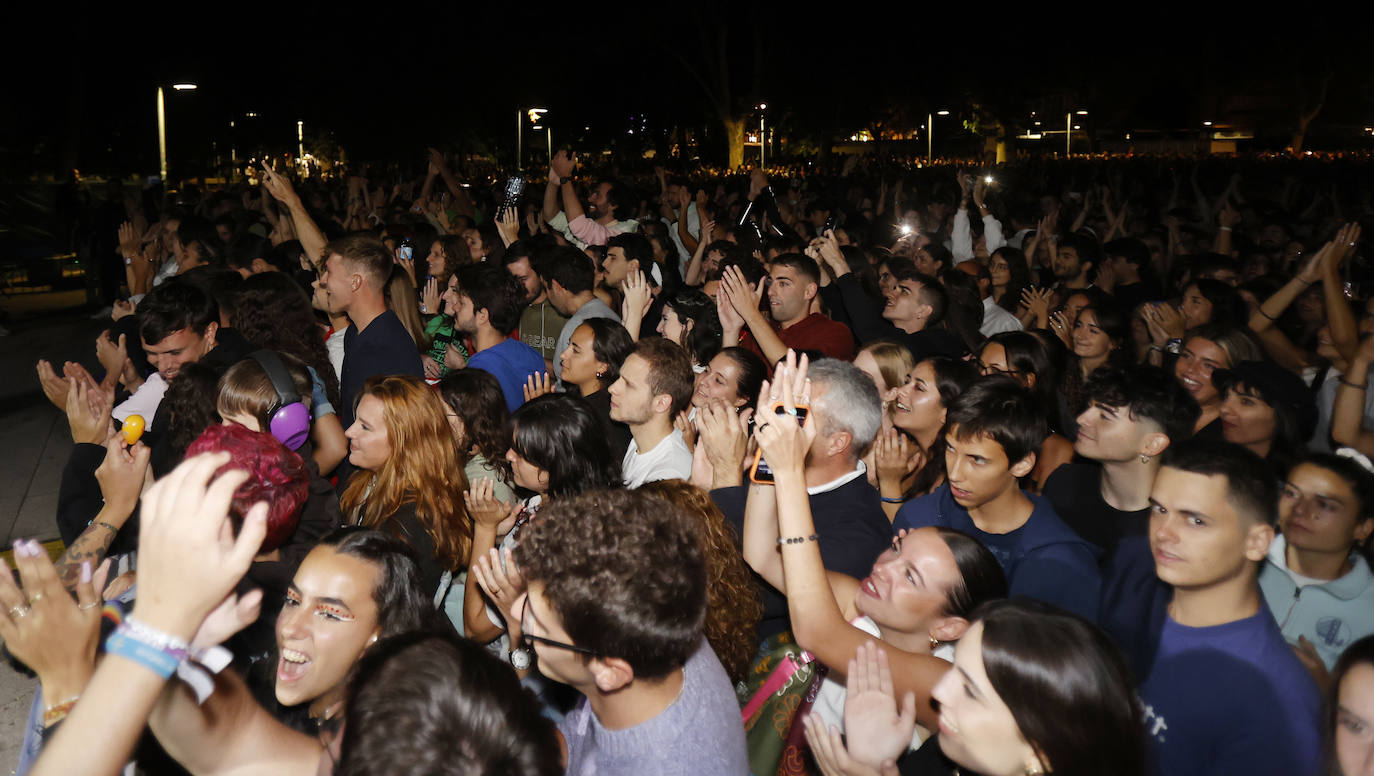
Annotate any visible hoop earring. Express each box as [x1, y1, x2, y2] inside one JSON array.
[[1140, 453, 1151, 464], [596, 370, 606, 380]]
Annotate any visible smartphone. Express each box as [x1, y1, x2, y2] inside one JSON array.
[[749, 402, 811, 484], [819, 214, 838, 238], [397, 238, 413, 262]]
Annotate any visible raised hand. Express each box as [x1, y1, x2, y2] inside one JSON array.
[[117, 222, 142, 258], [841, 640, 918, 768], [131, 452, 267, 641], [471, 547, 526, 627], [752, 351, 813, 478], [1049, 310, 1071, 345], [495, 207, 520, 248], [421, 277, 440, 316], [95, 331, 127, 384], [522, 372, 552, 402], [464, 478, 517, 533], [1143, 302, 1186, 344], [720, 265, 763, 326], [620, 270, 652, 327], [1218, 198, 1241, 229], [802, 715, 894, 776], [0, 541, 109, 712], [396, 249, 417, 286], [259, 163, 300, 207], [551, 150, 576, 181]]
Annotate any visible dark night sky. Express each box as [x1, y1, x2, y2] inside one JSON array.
[[2, 4, 1368, 177]]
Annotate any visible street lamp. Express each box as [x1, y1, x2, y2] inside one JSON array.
[[1066, 109, 1087, 157], [519, 108, 548, 168], [927, 110, 950, 163], [157, 82, 197, 189], [757, 103, 768, 169]]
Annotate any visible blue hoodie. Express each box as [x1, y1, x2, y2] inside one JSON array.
[[894, 483, 1102, 621], [1259, 534, 1374, 670]]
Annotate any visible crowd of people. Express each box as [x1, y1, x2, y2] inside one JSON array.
[[12, 146, 1374, 775]]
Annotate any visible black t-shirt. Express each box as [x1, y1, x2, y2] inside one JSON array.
[[340, 310, 424, 429], [1041, 462, 1149, 565]]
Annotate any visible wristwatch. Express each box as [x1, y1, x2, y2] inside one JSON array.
[[509, 646, 532, 670], [1165, 338, 1183, 355]]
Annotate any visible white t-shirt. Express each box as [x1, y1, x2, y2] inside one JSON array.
[[622, 428, 693, 488], [809, 616, 951, 752]]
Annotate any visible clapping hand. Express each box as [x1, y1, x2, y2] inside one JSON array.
[[802, 640, 910, 776], [0, 541, 111, 711], [751, 351, 813, 478], [471, 547, 525, 627]]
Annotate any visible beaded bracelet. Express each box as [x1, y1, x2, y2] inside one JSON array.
[[778, 534, 819, 545]]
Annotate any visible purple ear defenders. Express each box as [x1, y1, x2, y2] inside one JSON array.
[[251, 350, 311, 450]]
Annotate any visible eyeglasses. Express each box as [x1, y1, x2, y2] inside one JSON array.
[[520, 598, 601, 658]]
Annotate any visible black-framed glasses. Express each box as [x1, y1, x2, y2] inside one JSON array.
[[520, 597, 600, 658]]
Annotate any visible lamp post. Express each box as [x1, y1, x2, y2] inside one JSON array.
[[521, 108, 548, 168], [157, 82, 197, 189], [757, 103, 768, 169], [1066, 110, 1087, 157], [927, 110, 949, 163]]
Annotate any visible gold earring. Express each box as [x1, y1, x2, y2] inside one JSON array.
[[930, 636, 941, 651], [1023, 763, 1044, 776], [1140, 453, 1150, 464]]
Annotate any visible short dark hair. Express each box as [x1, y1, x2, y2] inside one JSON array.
[[1103, 237, 1150, 270], [1289, 451, 1374, 522], [1082, 365, 1201, 444], [975, 598, 1146, 776], [511, 395, 622, 499], [1187, 278, 1248, 329], [535, 245, 595, 295], [607, 232, 653, 268], [580, 318, 635, 387], [339, 631, 561, 776], [889, 265, 946, 324], [456, 262, 529, 334], [324, 234, 393, 290], [513, 488, 707, 679], [1060, 233, 1101, 274], [769, 253, 821, 287], [631, 337, 695, 417], [137, 279, 219, 344], [1160, 438, 1279, 527], [946, 375, 1048, 465]]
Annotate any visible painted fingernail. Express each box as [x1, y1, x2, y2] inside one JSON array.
[[80, 561, 92, 584], [27, 540, 42, 556]]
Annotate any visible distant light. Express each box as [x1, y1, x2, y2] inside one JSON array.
[[1034, 120, 1041, 126], [527, 108, 548, 123], [1075, 110, 1088, 115], [937, 110, 950, 116], [246, 112, 258, 118], [1203, 121, 1213, 126], [172, 83, 197, 91], [531, 125, 543, 130], [1126, 133, 1131, 140], [758, 103, 767, 110], [984, 175, 993, 184], [1073, 125, 1081, 130]]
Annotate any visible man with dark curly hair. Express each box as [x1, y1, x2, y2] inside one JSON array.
[[511, 488, 748, 775]]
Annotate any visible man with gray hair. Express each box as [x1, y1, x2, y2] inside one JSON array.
[[699, 355, 892, 640]]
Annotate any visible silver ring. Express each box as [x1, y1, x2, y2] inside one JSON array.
[[78, 601, 99, 611], [9, 605, 29, 619]]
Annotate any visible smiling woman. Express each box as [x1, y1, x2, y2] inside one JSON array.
[[273, 529, 428, 726]]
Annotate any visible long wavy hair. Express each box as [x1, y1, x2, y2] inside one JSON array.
[[340, 375, 470, 572], [233, 271, 341, 409], [637, 480, 762, 684]]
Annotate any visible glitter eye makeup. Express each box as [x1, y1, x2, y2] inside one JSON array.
[[316, 604, 356, 622]]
